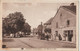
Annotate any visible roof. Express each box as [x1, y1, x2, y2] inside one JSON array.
[[44, 17, 54, 25], [62, 6, 76, 14], [44, 4, 76, 25]]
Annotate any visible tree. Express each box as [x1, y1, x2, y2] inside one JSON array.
[[22, 23, 31, 34], [3, 12, 25, 35]]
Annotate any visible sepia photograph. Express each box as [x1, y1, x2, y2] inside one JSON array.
[[2, 2, 77, 48]]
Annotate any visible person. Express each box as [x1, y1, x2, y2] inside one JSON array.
[[58, 34, 62, 41], [41, 33, 45, 40], [46, 32, 49, 41], [10, 33, 13, 38]]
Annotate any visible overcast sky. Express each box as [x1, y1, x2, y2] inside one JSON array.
[[2, 3, 71, 29]]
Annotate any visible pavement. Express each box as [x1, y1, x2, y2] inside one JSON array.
[[2, 36, 76, 48]]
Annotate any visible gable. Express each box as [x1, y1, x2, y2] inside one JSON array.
[[51, 6, 76, 29]]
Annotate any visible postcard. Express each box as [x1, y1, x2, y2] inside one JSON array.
[[0, 0, 79, 51]]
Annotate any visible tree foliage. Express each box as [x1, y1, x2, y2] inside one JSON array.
[[22, 23, 31, 33], [3, 12, 31, 35]]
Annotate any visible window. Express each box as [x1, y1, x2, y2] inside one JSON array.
[[56, 22, 58, 28], [60, 13, 62, 20], [67, 20, 70, 27]]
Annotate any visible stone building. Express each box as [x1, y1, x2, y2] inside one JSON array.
[[51, 3, 76, 43], [43, 17, 53, 33], [43, 17, 53, 40]]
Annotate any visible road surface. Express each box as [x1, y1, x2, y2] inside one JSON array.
[[3, 37, 76, 48]]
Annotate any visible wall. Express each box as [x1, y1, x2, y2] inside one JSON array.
[[51, 6, 76, 43]]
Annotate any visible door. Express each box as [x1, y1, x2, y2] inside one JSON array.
[[68, 30, 73, 41]]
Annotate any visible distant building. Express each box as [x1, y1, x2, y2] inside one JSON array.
[[37, 22, 44, 39], [43, 17, 53, 40], [33, 28, 38, 35], [37, 22, 43, 33], [44, 17, 53, 30], [51, 3, 76, 43]]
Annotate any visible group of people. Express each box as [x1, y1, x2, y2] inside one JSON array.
[[37, 32, 51, 41], [54, 33, 62, 41], [45, 32, 51, 41], [9, 32, 25, 38]]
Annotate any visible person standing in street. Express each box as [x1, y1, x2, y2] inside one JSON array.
[[46, 32, 49, 41], [58, 34, 62, 41]]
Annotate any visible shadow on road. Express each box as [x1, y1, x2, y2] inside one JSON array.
[[3, 38, 14, 42]]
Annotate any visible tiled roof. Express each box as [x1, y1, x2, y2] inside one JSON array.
[[44, 17, 54, 25], [44, 4, 76, 25], [62, 6, 76, 14]]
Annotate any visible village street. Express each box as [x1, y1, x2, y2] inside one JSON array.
[[3, 36, 76, 48], [2, 3, 77, 49]]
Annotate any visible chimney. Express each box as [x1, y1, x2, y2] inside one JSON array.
[[70, 3, 74, 6]]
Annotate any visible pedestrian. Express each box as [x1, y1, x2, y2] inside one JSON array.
[[46, 32, 49, 41], [58, 34, 62, 41], [10, 33, 13, 38]]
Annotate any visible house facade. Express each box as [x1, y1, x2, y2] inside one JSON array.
[[51, 3, 76, 43], [43, 17, 53, 33], [43, 18, 53, 40]]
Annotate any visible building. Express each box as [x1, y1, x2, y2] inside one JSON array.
[[51, 3, 76, 43], [33, 28, 38, 36], [43, 17, 54, 40], [44, 17, 53, 29], [37, 22, 44, 39]]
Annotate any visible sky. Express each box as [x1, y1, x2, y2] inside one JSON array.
[[2, 3, 71, 29]]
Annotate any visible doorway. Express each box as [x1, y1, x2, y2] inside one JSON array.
[[67, 30, 73, 42]]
